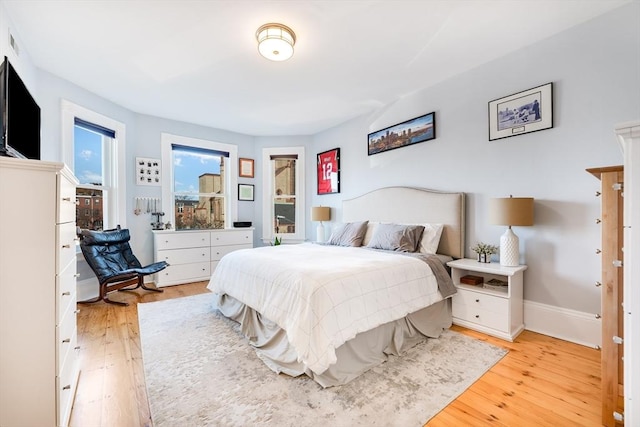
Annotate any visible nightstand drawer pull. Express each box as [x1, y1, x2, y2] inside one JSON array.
[[475, 314, 480, 318], [62, 385, 71, 391], [62, 338, 71, 343], [475, 299, 480, 303], [62, 291, 71, 296]]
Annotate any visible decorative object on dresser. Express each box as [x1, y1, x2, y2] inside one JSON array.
[[310, 205, 331, 242], [78, 226, 167, 306], [367, 111, 436, 155], [460, 274, 483, 285], [238, 157, 254, 178], [489, 196, 534, 266], [153, 229, 253, 287], [0, 158, 80, 426], [586, 165, 624, 427], [317, 148, 340, 194], [447, 258, 526, 341], [138, 293, 507, 427], [488, 82, 553, 141]]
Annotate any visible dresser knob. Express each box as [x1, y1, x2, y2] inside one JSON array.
[[62, 244, 71, 249], [62, 197, 72, 202], [62, 291, 71, 296], [475, 299, 480, 303], [62, 385, 71, 390], [74, 273, 80, 278], [62, 338, 71, 343], [595, 281, 602, 287], [595, 314, 602, 319], [595, 218, 601, 224], [475, 315, 480, 318], [595, 191, 601, 197], [74, 346, 81, 350], [74, 309, 80, 314], [596, 249, 602, 254]]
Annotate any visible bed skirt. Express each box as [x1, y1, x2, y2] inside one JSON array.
[[215, 293, 452, 388]]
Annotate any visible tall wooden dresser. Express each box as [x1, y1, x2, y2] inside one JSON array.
[[0, 157, 80, 426], [587, 165, 624, 426]]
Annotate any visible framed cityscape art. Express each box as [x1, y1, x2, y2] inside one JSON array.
[[317, 148, 340, 195]]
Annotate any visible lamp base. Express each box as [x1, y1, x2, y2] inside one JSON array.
[[316, 223, 325, 243], [500, 227, 520, 267]]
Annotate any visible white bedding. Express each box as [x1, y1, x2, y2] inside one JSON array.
[[207, 243, 444, 375]]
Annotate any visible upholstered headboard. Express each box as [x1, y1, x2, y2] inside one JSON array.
[[342, 186, 466, 259]]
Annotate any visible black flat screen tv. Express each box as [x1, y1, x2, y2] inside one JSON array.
[[0, 56, 41, 160]]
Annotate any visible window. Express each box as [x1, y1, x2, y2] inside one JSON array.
[[62, 100, 126, 230], [161, 133, 238, 230], [262, 147, 305, 243]]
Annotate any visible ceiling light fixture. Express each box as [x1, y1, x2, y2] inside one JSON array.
[[256, 23, 296, 62]]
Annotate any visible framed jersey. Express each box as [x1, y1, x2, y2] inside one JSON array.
[[317, 148, 340, 195]]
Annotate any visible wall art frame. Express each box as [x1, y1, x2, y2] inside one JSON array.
[[488, 82, 553, 141], [317, 147, 340, 195], [367, 112, 436, 156], [239, 157, 254, 178], [136, 157, 161, 186], [238, 183, 254, 201]]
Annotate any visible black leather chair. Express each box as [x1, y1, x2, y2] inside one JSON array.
[[79, 226, 167, 306]]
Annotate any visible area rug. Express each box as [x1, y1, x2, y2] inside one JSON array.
[[138, 293, 507, 427]]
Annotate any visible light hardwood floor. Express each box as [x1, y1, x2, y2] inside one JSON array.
[[69, 281, 602, 427]]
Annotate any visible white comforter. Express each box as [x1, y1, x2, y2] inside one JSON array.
[[207, 243, 444, 375]]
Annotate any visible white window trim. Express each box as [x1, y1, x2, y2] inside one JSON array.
[[61, 99, 126, 228], [160, 133, 238, 229], [261, 146, 305, 244]]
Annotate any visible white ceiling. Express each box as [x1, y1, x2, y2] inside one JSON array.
[[2, 0, 631, 136]]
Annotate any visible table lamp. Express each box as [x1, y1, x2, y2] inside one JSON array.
[[311, 206, 331, 243], [489, 196, 534, 266]]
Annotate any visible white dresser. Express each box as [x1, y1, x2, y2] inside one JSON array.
[[153, 229, 253, 287], [0, 157, 80, 427]]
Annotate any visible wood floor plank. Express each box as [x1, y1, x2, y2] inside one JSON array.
[[68, 281, 603, 427]]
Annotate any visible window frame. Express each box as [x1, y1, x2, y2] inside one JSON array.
[[161, 133, 238, 229], [261, 146, 305, 244], [61, 99, 126, 229]]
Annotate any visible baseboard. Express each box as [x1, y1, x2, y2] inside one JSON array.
[[524, 300, 601, 348], [77, 277, 99, 302]]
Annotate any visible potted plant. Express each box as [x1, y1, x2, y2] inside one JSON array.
[[470, 242, 498, 263]]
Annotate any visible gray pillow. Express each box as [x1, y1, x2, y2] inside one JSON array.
[[365, 223, 425, 252], [326, 221, 369, 247]]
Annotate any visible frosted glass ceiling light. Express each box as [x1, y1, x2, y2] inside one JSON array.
[[256, 23, 296, 61]]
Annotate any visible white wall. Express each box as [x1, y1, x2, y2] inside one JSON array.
[[310, 3, 640, 322]]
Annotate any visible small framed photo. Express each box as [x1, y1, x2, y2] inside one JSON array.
[[238, 184, 254, 201], [367, 112, 436, 156], [488, 82, 553, 141], [239, 158, 254, 178], [317, 148, 340, 195]]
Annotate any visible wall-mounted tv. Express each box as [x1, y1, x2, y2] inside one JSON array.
[[0, 56, 41, 160]]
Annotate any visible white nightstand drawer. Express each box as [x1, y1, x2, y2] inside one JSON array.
[[157, 247, 211, 265], [57, 222, 78, 272], [56, 261, 77, 322], [155, 231, 210, 250], [453, 288, 508, 313], [211, 230, 252, 247], [452, 302, 509, 333]]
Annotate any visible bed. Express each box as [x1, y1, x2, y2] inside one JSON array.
[[207, 186, 465, 387]]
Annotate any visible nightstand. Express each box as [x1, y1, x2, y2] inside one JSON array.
[[446, 258, 527, 341]]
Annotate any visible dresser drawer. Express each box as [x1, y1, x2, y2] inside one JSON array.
[[211, 244, 252, 261], [452, 288, 508, 313], [57, 261, 77, 321], [57, 222, 78, 272], [57, 336, 80, 427], [57, 173, 77, 224], [211, 230, 252, 247], [57, 304, 77, 373], [157, 247, 211, 265], [155, 232, 210, 250], [156, 261, 211, 286]]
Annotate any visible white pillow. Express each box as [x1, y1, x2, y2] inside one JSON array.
[[362, 222, 443, 254]]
